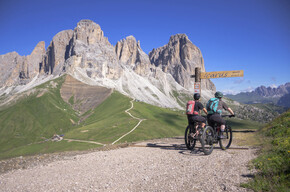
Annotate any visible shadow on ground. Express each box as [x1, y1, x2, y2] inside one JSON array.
[[131, 136, 250, 157]]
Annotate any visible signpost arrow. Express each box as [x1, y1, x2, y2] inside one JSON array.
[[200, 70, 244, 79], [191, 68, 244, 96]]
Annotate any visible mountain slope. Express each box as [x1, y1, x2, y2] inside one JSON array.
[[0, 76, 79, 156], [0, 75, 188, 159]]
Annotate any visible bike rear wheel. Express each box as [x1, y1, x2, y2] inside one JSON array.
[[185, 125, 196, 150], [200, 126, 214, 155], [219, 125, 233, 150]]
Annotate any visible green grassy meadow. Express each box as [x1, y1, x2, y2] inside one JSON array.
[[0, 75, 268, 160], [65, 92, 188, 144], [0, 76, 80, 159], [226, 118, 264, 130], [241, 110, 290, 191], [0, 77, 188, 159]]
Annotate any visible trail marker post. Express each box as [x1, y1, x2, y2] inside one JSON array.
[[191, 68, 244, 95], [194, 67, 201, 94]]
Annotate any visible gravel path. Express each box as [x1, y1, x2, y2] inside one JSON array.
[[0, 137, 256, 192]]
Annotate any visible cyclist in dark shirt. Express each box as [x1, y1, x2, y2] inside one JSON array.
[[207, 91, 235, 138], [187, 93, 208, 129]]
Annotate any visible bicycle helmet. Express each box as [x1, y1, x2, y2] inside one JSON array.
[[215, 91, 223, 98], [194, 93, 200, 100]]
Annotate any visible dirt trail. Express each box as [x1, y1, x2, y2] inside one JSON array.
[[0, 137, 256, 192], [112, 99, 146, 144], [64, 139, 105, 146]]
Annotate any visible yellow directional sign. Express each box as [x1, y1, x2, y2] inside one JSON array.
[[201, 70, 244, 79]]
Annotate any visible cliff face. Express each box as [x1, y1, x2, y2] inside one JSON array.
[[0, 41, 45, 87], [149, 34, 215, 91], [64, 20, 122, 80], [115, 36, 151, 76], [40, 30, 73, 75]]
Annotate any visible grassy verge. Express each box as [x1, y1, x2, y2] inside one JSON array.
[[0, 140, 99, 160], [241, 110, 290, 191], [227, 118, 264, 130]]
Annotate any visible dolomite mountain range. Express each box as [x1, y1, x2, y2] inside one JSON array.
[[0, 19, 215, 109]]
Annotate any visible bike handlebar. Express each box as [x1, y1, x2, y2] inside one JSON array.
[[221, 114, 235, 118], [201, 115, 235, 118]]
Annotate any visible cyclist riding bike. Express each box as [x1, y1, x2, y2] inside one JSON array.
[[206, 91, 235, 138], [187, 93, 208, 130]]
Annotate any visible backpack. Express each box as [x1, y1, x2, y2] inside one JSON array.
[[186, 100, 199, 115], [206, 98, 222, 114]]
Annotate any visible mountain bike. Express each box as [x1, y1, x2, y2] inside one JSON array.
[[200, 115, 234, 155], [184, 123, 198, 150], [184, 116, 207, 150]]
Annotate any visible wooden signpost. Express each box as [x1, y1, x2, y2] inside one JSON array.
[[192, 68, 244, 95], [200, 70, 244, 79]]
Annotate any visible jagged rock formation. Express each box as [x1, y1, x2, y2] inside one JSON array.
[[26, 41, 46, 78], [0, 41, 45, 87], [40, 30, 73, 74], [65, 20, 122, 80], [226, 82, 290, 108], [115, 36, 151, 76], [0, 19, 216, 109], [255, 83, 290, 97], [149, 34, 215, 91], [0, 52, 23, 87]]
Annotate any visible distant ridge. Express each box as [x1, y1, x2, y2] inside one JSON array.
[[226, 82, 290, 108]]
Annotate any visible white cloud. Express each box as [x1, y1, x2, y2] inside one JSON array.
[[222, 90, 240, 95], [223, 86, 255, 95], [241, 86, 255, 92]]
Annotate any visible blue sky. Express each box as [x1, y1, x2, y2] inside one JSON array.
[[0, 0, 289, 94]]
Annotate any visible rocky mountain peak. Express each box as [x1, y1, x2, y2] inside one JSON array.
[[168, 33, 190, 45], [40, 30, 73, 75], [31, 41, 45, 56], [115, 35, 150, 76], [149, 33, 214, 91], [24, 41, 46, 79], [0, 41, 46, 87], [75, 20, 108, 45], [64, 20, 121, 80], [255, 83, 290, 97]]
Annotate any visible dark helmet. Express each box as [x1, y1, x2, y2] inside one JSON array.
[[215, 91, 223, 98], [194, 93, 200, 100]]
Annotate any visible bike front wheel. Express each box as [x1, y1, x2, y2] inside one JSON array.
[[185, 125, 196, 150], [219, 125, 233, 150], [200, 126, 214, 155]]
